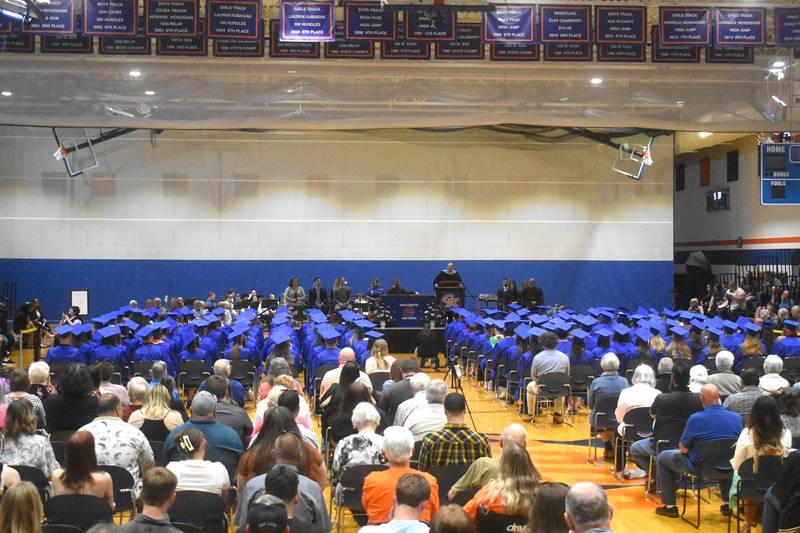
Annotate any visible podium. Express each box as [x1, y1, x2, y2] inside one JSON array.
[[434, 281, 464, 308]]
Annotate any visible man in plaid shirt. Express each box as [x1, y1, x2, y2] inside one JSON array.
[[417, 393, 491, 471]]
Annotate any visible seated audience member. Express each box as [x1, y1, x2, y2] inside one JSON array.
[[729, 396, 791, 532], [688, 364, 708, 393], [51, 431, 113, 510], [122, 467, 182, 533], [707, 351, 742, 398], [0, 481, 43, 533], [236, 432, 331, 532], [761, 449, 800, 533], [382, 361, 403, 393], [327, 382, 386, 444], [462, 443, 539, 523], [655, 384, 743, 518], [362, 426, 439, 525], [587, 353, 628, 460], [123, 377, 148, 421], [199, 359, 245, 407], [164, 391, 244, 471], [654, 357, 673, 393], [238, 407, 327, 490], [27, 361, 53, 402], [526, 332, 570, 424], [613, 365, 660, 477], [760, 355, 790, 395], [564, 482, 614, 533], [404, 379, 448, 442], [448, 423, 527, 501], [203, 375, 253, 444], [628, 359, 703, 474], [0, 400, 59, 477], [259, 358, 302, 401], [321, 363, 363, 425], [165, 427, 229, 500], [254, 375, 312, 435], [394, 373, 431, 427], [724, 368, 762, 424], [127, 384, 185, 442], [96, 362, 130, 407], [80, 393, 155, 496], [778, 388, 800, 440], [4, 368, 46, 429], [360, 473, 431, 533], [418, 393, 491, 471], [279, 390, 319, 450], [380, 359, 421, 422], [332, 402, 387, 480], [526, 481, 569, 533], [320, 348, 372, 399], [365, 339, 396, 375], [160, 375, 189, 421], [431, 505, 474, 533], [44, 363, 99, 431], [247, 500, 289, 533], [252, 465, 326, 533]]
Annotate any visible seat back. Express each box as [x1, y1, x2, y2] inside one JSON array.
[[626, 357, 656, 382], [779, 492, 800, 532], [12, 464, 50, 502], [41, 525, 84, 533], [652, 416, 689, 449], [337, 464, 389, 510], [737, 456, 784, 500], [426, 464, 476, 506], [569, 364, 594, 388], [178, 360, 211, 388], [98, 464, 137, 512], [592, 392, 620, 432], [170, 490, 227, 533], [133, 360, 155, 378], [704, 357, 717, 374], [172, 523, 205, 533], [741, 357, 766, 376], [620, 406, 654, 441], [230, 359, 256, 387], [149, 440, 165, 466], [537, 372, 570, 396], [476, 508, 528, 533], [782, 357, 800, 384], [44, 494, 113, 531], [695, 438, 737, 480], [369, 371, 391, 391]]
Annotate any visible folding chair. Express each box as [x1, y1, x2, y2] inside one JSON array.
[[313, 364, 337, 415], [729, 456, 784, 533], [334, 464, 389, 533], [98, 464, 137, 517], [614, 406, 653, 476], [680, 437, 737, 528], [230, 359, 257, 403], [149, 440, 165, 466], [11, 464, 50, 503], [626, 358, 656, 383], [170, 490, 227, 533], [645, 416, 688, 498], [172, 524, 204, 533], [781, 357, 800, 384], [44, 494, 113, 531], [476, 507, 528, 533], [132, 360, 155, 378], [740, 357, 766, 377], [569, 364, 594, 406], [704, 357, 718, 374], [178, 360, 211, 396], [426, 464, 478, 506], [587, 393, 619, 464], [369, 371, 391, 392], [41, 526, 84, 533], [532, 372, 571, 424]]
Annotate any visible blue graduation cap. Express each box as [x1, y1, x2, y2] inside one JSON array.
[[572, 330, 590, 341], [529, 315, 548, 325], [136, 324, 156, 338], [612, 324, 630, 336], [118, 319, 140, 331], [355, 319, 377, 329], [742, 322, 761, 334], [310, 314, 328, 324], [722, 320, 739, 332], [98, 325, 121, 339], [678, 311, 694, 321], [474, 317, 486, 328], [269, 328, 292, 345], [181, 329, 199, 346], [205, 316, 220, 326], [505, 312, 521, 323], [144, 308, 160, 319], [365, 330, 385, 339], [666, 319, 681, 328], [272, 315, 291, 327], [514, 324, 531, 339], [689, 319, 705, 331], [91, 313, 116, 326], [662, 309, 678, 318], [483, 308, 504, 317], [528, 327, 546, 339], [129, 308, 144, 316], [494, 320, 506, 330], [484, 318, 496, 328], [541, 322, 557, 332], [319, 328, 342, 341], [636, 306, 649, 316], [736, 316, 751, 328], [192, 319, 209, 329], [635, 329, 653, 343], [587, 308, 600, 317], [599, 311, 615, 320], [706, 327, 724, 339], [784, 320, 800, 330], [71, 323, 90, 336], [555, 323, 572, 334], [596, 328, 613, 339], [339, 310, 359, 321], [517, 308, 531, 318], [508, 303, 522, 310], [575, 315, 598, 327], [54, 324, 73, 337], [670, 325, 689, 338], [118, 305, 132, 313]]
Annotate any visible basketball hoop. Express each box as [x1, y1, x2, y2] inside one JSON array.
[[51, 128, 99, 177], [612, 136, 654, 181]]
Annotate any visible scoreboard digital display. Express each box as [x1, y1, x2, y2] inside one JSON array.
[[759, 143, 800, 205]]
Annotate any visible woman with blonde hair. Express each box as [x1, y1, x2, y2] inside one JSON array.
[[365, 339, 395, 374], [463, 443, 540, 523], [127, 384, 184, 441], [0, 481, 43, 533]]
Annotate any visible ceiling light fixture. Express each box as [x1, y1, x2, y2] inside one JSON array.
[[128, 70, 142, 78], [590, 77, 603, 85]]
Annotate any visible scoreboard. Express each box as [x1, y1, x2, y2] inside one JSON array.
[[760, 143, 800, 205]]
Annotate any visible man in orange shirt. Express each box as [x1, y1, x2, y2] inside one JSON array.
[[362, 426, 439, 525]]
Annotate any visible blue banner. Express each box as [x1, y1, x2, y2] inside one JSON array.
[[381, 295, 434, 328], [344, 2, 395, 41], [21, 0, 74, 35], [146, 0, 198, 36], [435, 21, 483, 59], [208, 0, 261, 39], [651, 24, 700, 63], [490, 42, 538, 61], [484, 5, 534, 44], [539, 5, 590, 44], [405, 10, 456, 41], [100, 19, 151, 53], [595, 6, 645, 44], [714, 8, 765, 46], [280, 0, 335, 42], [324, 21, 374, 58], [269, 19, 319, 57], [0, 30, 34, 52], [380, 19, 429, 59], [41, 34, 94, 53], [213, 19, 264, 55], [706, 43, 753, 63], [659, 6, 709, 45], [0, 18, 10, 33], [775, 8, 800, 47], [543, 42, 591, 61], [156, 17, 207, 54], [83, 0, 138, 36], [597, 43, 644, 62]]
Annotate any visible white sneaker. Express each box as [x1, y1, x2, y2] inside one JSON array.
[[625, 468, 647, 479]]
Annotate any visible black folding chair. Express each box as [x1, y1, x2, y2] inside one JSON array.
[[645, 416, 688, 498], [533, 372, 571, 423], [170, 490, 227, 533], [614, 406, 653, 475], [680, 437, 737, 528], [44, 494, 114, 531], [41, 526, 84, 533], [98, 464, 137, 517], [426, 464, 478, 506], [740, 357, 766, 377], [704, 357, 718, 374], [172, 524, 204, 533], [369, 371, 391, 392], [133, 360, 155, 378], [334, 464, 389, 533], [313, 364, 337, 415], [729, 456, 784, 533], [149, 440, 165, 466], [12, 464, 50, 503], [626, 358, 656, 383], [476, 507, 528, 533], [178, 360, 211, 395], [230, 359, 257, 402], [587, 393, 619, 463], [569, 364, 594, 405], [782, 357, 800, 384]]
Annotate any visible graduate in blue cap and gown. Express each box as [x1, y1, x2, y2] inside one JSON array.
[[308, 328, 342, 393], [179, 331, 212, 367], [133, 324, 171, 371], [93, 326, 128, 367], [776, 320, 800, 357], [611, 324, 635, 370], [45, 325, 82, 364], [591, 329, 614, 363], [733, 322, 766, 372]]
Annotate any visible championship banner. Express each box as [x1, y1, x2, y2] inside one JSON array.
[[775, 8, 800, 47], [595, 6, 645, 44], [280, 0, 335, 42], [435, 21, 483, 59], [213, 19, 264, 55], [539, 5, 590, 44], [0, 31, 34, 51], [596, 43, 644, 62], [344, 1, 395, 41], [156, 17, 207, 54], [269, 19, 320, 57], [21, 0, 74, 35], [483, 5, 535, 44], [706, 43, 753, 64], [83, 0, 137, 36], [405, 10, 456, 41], [380, 19, 429, 59], [543, 42, 591, 61], [324, 21, 374, 58], [651, 24, 700, 63], [146, 0, 199, 36], [100, 19, 152, 53], [714, 7, 765, 46], [489, 41, 538, 61], [41, 34, 94, 53], [659, 6, 710, 45], [208, 0, 261, 39]]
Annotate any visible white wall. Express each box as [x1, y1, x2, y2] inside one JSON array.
[[0, 126, 673, 262]]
